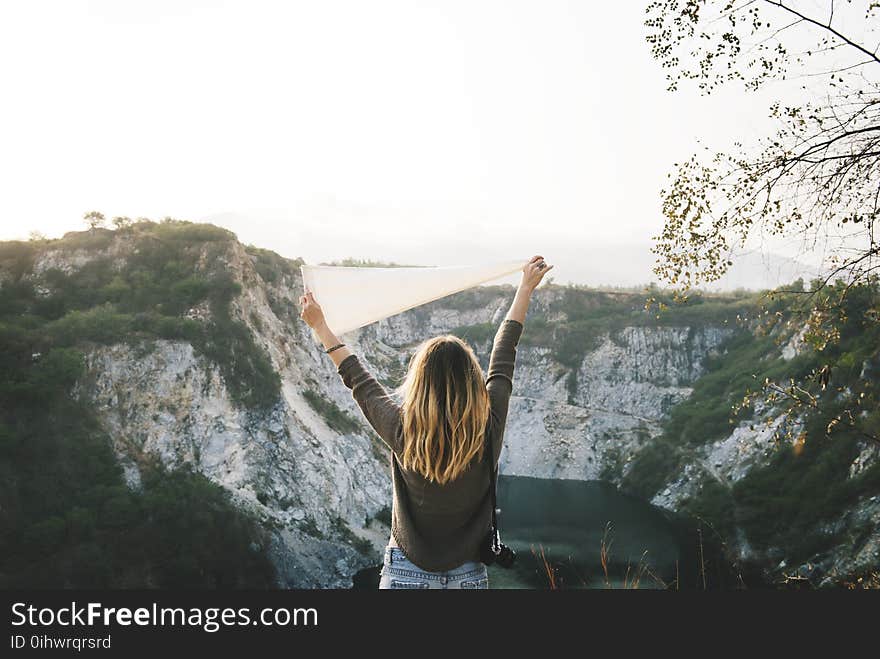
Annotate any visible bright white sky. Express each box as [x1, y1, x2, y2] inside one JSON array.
[[0, 0, 835, 287]]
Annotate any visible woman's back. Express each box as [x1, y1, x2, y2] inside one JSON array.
[[337, 318, 524, 572]]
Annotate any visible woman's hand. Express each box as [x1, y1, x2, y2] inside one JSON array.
[[299, 290, 353, 366], [299, 291, 327, 330], [519, 255, 553, 294]]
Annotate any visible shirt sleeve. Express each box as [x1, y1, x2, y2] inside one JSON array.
[[336, 353, 403, 454], [485, 318, 524, 463]]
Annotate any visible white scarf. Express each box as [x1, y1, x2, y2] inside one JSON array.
[[300, 259, 525, 336]]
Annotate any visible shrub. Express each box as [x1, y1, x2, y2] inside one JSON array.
[[303, 389, 360, 434], [448, 322, 496, 345], [151, 219, 236, 243], [373, 505, 392, 526], [56, 228, 115, 252], [332, 516, 374, 557], [0, 241, 36, 281]]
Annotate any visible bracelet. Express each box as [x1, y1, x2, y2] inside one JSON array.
[[325, 343, 346, 354]]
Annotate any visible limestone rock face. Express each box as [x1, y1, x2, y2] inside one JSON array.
[[35, 234, 873, 587], [67, 238, 392, 588], [499, 326, 733, 482]]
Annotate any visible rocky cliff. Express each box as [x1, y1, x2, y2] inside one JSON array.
[[4, 222, 877, 587]]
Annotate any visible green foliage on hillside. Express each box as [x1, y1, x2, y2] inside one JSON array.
[[681, 407, 880, 564], [622, 281, 880, 564], [0, 219, 280, 409], [448, 322, 498, 344], [0, 241, 37, 280], [331, 516, 374, 557], [445, 284, 766, 401], [199, 273, 281, 409], [733, 426, 880, 560], [0, 338, 275, 587], [431, 285, 513, 312], [373, 505, 392, 526], [245, 244, 303, 284], [302, 388, 361, 434], [0, 219, 283, 587], [621, 329, 802, 499], [492, 284, 766, 400]]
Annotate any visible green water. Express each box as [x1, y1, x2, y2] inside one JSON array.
[[355, 475, 709, 590], [487, 475, 688, 589]]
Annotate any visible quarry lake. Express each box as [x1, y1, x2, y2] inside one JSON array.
[[354, 475, 716, 589]]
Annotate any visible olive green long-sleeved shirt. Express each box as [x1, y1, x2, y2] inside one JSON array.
[[336, 318, 523, 572]]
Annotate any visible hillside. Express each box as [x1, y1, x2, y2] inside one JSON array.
[[1, 219, 877, 588]]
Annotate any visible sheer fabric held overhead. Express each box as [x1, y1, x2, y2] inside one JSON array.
[[300, 259, 526, 336]]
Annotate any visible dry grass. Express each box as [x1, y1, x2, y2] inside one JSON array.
[[531, 545, 560, 590], [599, 522, 669, 589], [532, 522, 670, 590], [843, 571, 880, 589], [528, 519, 877, 590]]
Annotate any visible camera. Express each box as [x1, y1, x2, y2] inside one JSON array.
[[480, 529, 517, 568]]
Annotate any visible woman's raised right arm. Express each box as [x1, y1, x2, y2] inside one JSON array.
[[485, 256, 553, 463]]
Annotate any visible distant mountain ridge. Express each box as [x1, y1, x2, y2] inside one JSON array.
[[203, 211, 820, 291]]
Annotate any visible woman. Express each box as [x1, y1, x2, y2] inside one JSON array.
[[299, 255, 553, 589]]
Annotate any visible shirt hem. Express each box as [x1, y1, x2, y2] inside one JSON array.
[[389, 524, 483, 573]]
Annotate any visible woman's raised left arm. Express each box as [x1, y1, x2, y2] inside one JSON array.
[[311, 319, 353, 367], [299, 290, 403, 451], [335, 352, 403, 453]]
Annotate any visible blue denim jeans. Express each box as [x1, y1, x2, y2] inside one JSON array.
[[378, 546, 489, 589]]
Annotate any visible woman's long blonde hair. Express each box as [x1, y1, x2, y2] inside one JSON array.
[[393, 334, 490, 485]]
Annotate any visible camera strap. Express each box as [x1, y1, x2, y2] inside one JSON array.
[[485, 433, 501, 553]]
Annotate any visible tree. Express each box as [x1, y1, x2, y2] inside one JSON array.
[[83, 210, 106, 231], [645, 0, 880, 444], [111, 216, 132, 230]]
